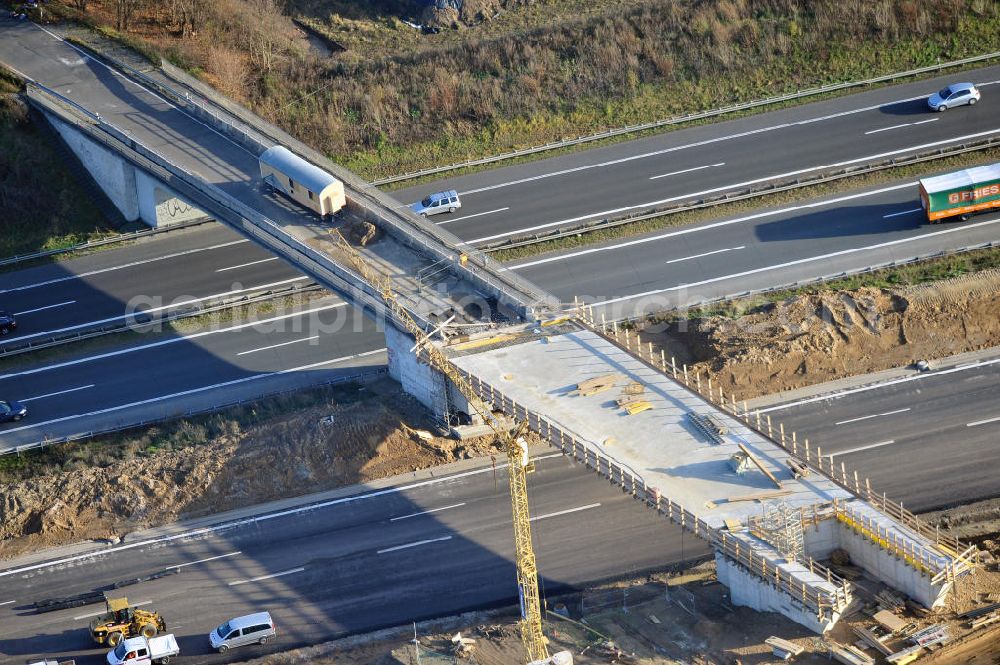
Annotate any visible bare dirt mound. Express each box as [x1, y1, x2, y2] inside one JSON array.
[[642, 269, 1000, 402], [0, 381, 503, 561]]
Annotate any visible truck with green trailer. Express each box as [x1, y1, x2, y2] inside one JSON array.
[[919, 163, 1000, 223]]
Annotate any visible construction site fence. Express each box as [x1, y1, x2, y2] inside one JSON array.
[[456, 370, 851, 619], [3, 367, 388, 457], [568, 308, 976, 584], [373, 50, 1000, 186], [479, 135, 1000, 253]]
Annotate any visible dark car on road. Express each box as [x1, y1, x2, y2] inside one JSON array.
[[0, 309, 16, 335], [0, 399, 27, 423]]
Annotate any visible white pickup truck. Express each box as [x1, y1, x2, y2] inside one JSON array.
[[105, 634, 180, 665]]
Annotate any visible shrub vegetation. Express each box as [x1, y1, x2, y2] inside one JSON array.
[[36, 0, 1000, 180]]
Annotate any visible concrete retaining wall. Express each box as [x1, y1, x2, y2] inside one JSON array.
[[135, 171, 206, 227], [715, 551, 839, 634], [802, 516, 841, 561], [835, 521, 950, 608], [798, 511, 950, 608]]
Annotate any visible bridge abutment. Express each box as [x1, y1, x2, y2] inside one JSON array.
[[44, 111, 205, 227]]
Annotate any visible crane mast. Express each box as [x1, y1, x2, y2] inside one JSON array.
[[329, 231, 549, 662]]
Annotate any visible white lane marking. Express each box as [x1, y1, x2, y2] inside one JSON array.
[[437, 208, 510, 225], [0, 301, 344, 381], [390, 503, 466, 522], [883, 207, 923, 218], [828, 440, 895, 458], [865, 118, 939, 135], [0, 600, 14, 606], [0, 452, 563, 578], [650, 163, 725, 180], [33, 23, 259, 160], [865, 123, 912, 135], [666, 246, 744, 264], [236, 335, 320, 355], [228, 567, 305, 586], [377, 536, 453, 554], [530, 503, 602, 522], [967, 415, 1000, 428], [835, 408, 911, 425], [20, 385, 95, 403], [13, 300, 76, 316], [759, 356, 1000, 413], [0, 349, 386, 436], [507, 182, 910, 270], [458, 92, 942, 196], [471, 127, 1000, 244], [166, 551, 241, 570], [216, 257, 280, 272], [579, 215, 1000, 308], [75, 600, 151, 620], [10, 276, 311, 344], [0, 239, 251, 295]]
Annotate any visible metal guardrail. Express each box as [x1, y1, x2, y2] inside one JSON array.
[[0, 283, 321, 359], [456, 367, 851, 619], [0, 217, 212, 269], [373, 50, 1000, 186], [4, 366, 388, 457], [481, 136, 1000, 252], [634, 239, 1000, 325]]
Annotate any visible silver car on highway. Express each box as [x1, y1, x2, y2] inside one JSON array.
[[927, 82, 980, 112]]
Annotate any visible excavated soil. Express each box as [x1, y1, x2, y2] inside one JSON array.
[[641, 269, 1000, 402], [0, 380, 506, 560]]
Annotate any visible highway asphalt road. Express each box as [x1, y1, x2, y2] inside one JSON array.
[[756, 356, 1000, 513], [508, 178, 1000, 320], [0, 225, 308, 347], [2, 19, 1000, 322], [391, 67, 1000, 246], [0, 289, 386, 451], [0, 454, 708, 664]]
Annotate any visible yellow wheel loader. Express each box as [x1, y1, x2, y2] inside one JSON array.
[[89, 595, 167, 646]]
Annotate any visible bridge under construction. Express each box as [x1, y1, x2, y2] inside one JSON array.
[[0, 17, 979, 652]]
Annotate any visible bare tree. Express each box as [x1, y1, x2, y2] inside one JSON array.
[[114, 0, 145, 32], [70, 0, 89, 11], [239, 0, 291, 72], [169, 0, 207, 38]]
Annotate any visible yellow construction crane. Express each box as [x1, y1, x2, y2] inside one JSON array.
[[329, 231, 550, 662]]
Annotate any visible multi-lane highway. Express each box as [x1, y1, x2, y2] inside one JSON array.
[[2, 18, 1000, 662], [754, 356, 1000, 514], [0, 454, 707, 664], [2, 17, 1000, 453], [392, 67, 1000, 247], [0, 226, 308, 347]]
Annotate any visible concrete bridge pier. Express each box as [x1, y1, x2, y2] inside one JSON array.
[[45, 111, 206, 227]]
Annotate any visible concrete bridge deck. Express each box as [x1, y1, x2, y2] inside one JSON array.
[[449, 322, 976, 629]]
